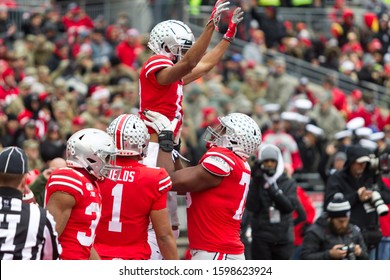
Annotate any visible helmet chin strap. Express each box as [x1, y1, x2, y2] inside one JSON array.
[[160, 44, 175, 61], [88, 166, 103, 180], [75, 155, 101, 179]]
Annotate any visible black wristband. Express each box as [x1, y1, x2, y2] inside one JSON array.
[[174, 138, 181, 153], [158, 130, 174, 152]]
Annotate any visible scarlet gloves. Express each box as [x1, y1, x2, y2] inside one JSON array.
[[224, 7, 244, 42], [208, 1, 244, 42], [208, 0, 230, 29]]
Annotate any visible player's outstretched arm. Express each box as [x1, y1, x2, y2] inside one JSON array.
[[156, 0, 230, 85], [183, 7, 244, 85]]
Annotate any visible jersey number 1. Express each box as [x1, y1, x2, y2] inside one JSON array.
[[108, 183, 123, 232]]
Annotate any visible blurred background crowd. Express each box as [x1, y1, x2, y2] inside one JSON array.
[[0, 0, 390, 258]]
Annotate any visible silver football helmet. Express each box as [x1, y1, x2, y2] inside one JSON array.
[[148, 20, 195, 62], [204, 113, 262, 160], [106, 114, 150, 158], [66, 128, 120, 180]]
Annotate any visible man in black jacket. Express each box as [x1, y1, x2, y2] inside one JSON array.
[[301, 193, 369, 260], [324, 144, 390, 259], [246, 144, 299, 259]]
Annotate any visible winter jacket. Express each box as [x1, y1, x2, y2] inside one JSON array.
[[324, 145, 390, 231], [247, 172, 297, 244], [301, 214, 369, 260]]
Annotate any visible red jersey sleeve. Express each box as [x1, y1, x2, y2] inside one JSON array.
[[45, 168, 85, 204], [148, 167, 172, 211], [200, 148, 233, 176], [144, 55, 173, 78]]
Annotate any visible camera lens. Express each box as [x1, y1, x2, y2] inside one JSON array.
[[371, 191, 389, 216]]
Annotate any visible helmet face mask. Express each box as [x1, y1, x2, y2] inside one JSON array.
[[107, 114, 150, 158], [66, 128, 120, 180], [148, 20, 195, 63], [204, 113, 262, 160]]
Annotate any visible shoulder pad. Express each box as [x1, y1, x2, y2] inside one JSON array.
[[201, 156, 231, 176], [145, 56, 173, 77]]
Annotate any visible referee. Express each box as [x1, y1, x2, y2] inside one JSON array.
[[0, 146, 61, 260]]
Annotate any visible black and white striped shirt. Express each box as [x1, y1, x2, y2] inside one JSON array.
[[0, 187, 61, 260]]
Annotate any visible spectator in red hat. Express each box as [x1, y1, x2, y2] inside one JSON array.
[[335, 9, 362, 49], [347, 91, 385, 132], [368, 38, 383, 54], [364, 12, 379, 34], [346, 89, 363, 117], [65, 116, 86, 140], [105, 24, 121, 49], [0, 67, 18, 102], [116, 28, 143, 70], [195, 106, 220, 154], [62, 3, 94, 33]]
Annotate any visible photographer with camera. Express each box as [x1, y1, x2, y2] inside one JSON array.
[[324, 145, 390, 259], [301, 193, 368, 260], [246, 144, 299, 260]]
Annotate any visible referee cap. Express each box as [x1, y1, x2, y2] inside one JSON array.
[[0, 146, 29, 174]]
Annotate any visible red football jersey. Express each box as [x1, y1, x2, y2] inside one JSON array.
[[138, 55, 183, 136], [94, 158, 172, 260], [45, 167, 102, 260], [187, 147, 251, 254]]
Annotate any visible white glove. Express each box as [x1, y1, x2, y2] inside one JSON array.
[[208, 0, 230, 30], [143, 110, 178, 134]]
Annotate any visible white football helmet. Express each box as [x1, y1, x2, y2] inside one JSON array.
[[106, 114, 150, 158], [66, 128, 120, 180], [204, 113, 262, 160], [148, 20, 195, 62]]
